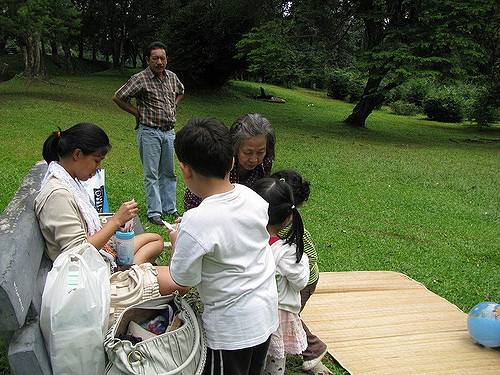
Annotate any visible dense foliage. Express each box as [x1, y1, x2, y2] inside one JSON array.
[[0, 0, 498, 127], [423, 91, 464, 123], [325, 69, 364, 102]]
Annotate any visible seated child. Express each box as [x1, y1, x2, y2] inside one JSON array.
[[168, 117, 279, 375]]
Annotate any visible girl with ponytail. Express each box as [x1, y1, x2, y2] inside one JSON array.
[[253, 178, 309, 375], [270, 170, 329, 373]]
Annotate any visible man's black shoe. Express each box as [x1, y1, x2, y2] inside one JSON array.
[[166, 211, 180, 219], [148, 216, 163, 226]]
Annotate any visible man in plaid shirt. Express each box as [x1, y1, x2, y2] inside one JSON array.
[[113, 41, 184, 225]]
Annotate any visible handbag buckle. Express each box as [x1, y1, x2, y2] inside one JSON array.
[[127, 350, 144, 364]]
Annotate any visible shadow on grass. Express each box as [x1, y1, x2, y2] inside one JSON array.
[[280, 114, 500, 152]]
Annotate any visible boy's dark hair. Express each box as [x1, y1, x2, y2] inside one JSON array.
[[270, 169, 310, 207], [174, 117, 233, 179], [42, 122, 111, 163], [145, 41, 168, 58], [254, 178, 304, 262]]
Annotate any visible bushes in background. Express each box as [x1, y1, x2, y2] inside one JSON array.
[[422, 89, 464, 123], [326, 69, 364, 102], [469, 83, 500, 128], [389, 100, 420, 116], [386, 78, 498, 126], [400, 78, 432, 108]]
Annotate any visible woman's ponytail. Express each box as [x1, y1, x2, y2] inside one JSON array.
[[41, 123, 111, 164], [42, 127, 63, 163]]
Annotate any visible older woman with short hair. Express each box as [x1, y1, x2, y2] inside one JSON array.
[[183, 113, 276, 210]]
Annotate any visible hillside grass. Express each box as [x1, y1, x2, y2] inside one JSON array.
[[0, 71, 499, 374]]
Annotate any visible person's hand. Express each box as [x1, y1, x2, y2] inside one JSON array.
[[114, 200, 138, 227], [167, 227, 178, 245], [116, 264, 133, 272]]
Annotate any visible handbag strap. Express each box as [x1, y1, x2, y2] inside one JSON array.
[[110, 265, 143, 305]]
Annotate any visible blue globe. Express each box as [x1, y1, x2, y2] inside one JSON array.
[[467, 302, 500, 347]]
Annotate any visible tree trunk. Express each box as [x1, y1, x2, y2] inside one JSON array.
[[63, 42, 75, 74], [23, 33, 41, 77], [119, 22, 126, 73], [20, 44, 28, 72], [119, 39, 125, 74], [343, 96, 384, 127], [51, 41, 58, 55], [344, 73, 385, 128], [0, 37, 7, 54], [78, 35, 84, 59], [344, 0, 387, 128], [132, 51, 137, 68], [40, 39, 46, 56], [111, 34, 120, 68], [39, 39, 47, 77]]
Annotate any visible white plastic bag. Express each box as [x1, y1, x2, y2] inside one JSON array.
[[81, 169, 109, 212], [40, 243, 111, 375]]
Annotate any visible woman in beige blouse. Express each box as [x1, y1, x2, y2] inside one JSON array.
[[35, 122, 185, 295]]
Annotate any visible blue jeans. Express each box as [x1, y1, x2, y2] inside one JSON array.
[[137, 125, 177, 218]]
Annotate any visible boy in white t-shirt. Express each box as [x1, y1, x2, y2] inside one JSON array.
[[169, 117, 279, 375]]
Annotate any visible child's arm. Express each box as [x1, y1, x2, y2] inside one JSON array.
[[168, 229, 178, 258], [168, 229, 204, 288], [303, 229, 318, 265]]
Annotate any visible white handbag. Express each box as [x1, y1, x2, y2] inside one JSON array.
[[104, 293, 206, 375], [109, 263, 161, 327]]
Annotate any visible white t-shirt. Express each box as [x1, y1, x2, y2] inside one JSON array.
[[170, 184, 279, 350]]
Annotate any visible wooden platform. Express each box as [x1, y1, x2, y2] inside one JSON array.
[[301, 271, 500, 374]]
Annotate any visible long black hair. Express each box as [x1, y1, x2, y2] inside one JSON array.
[[254, 177, 304, 262], [42, 123, 111, 163], [270, 169, 310, 207]]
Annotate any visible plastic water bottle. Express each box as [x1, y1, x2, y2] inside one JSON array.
[[115, 230, 135, 266]]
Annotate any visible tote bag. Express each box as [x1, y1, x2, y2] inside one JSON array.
[[40, 243, 110, 374]]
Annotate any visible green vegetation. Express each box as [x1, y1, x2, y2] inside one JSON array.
[[4, 1, 498, 128], [1, 73, 499, 374]]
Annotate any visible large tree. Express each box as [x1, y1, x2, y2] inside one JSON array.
[[236, 19, 302, 87], [0, 0, 79, 77], [236, 0, 363, 89], [344, 0, 493, 127], [161, 0, 288, 88]]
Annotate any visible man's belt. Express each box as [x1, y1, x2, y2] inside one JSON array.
[[141, 123, 174, 131]]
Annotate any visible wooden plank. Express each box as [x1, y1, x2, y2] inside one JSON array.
[[314, 271, 424, 293], [301, 271, 500, 375]]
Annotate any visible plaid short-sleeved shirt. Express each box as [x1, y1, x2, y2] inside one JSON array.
[[114, 67, 184, 127]]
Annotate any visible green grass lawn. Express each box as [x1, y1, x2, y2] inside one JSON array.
[[0, 72, 499, 374]]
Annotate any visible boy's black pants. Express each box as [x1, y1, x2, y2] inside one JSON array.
[[202, 336, 271, 375]]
